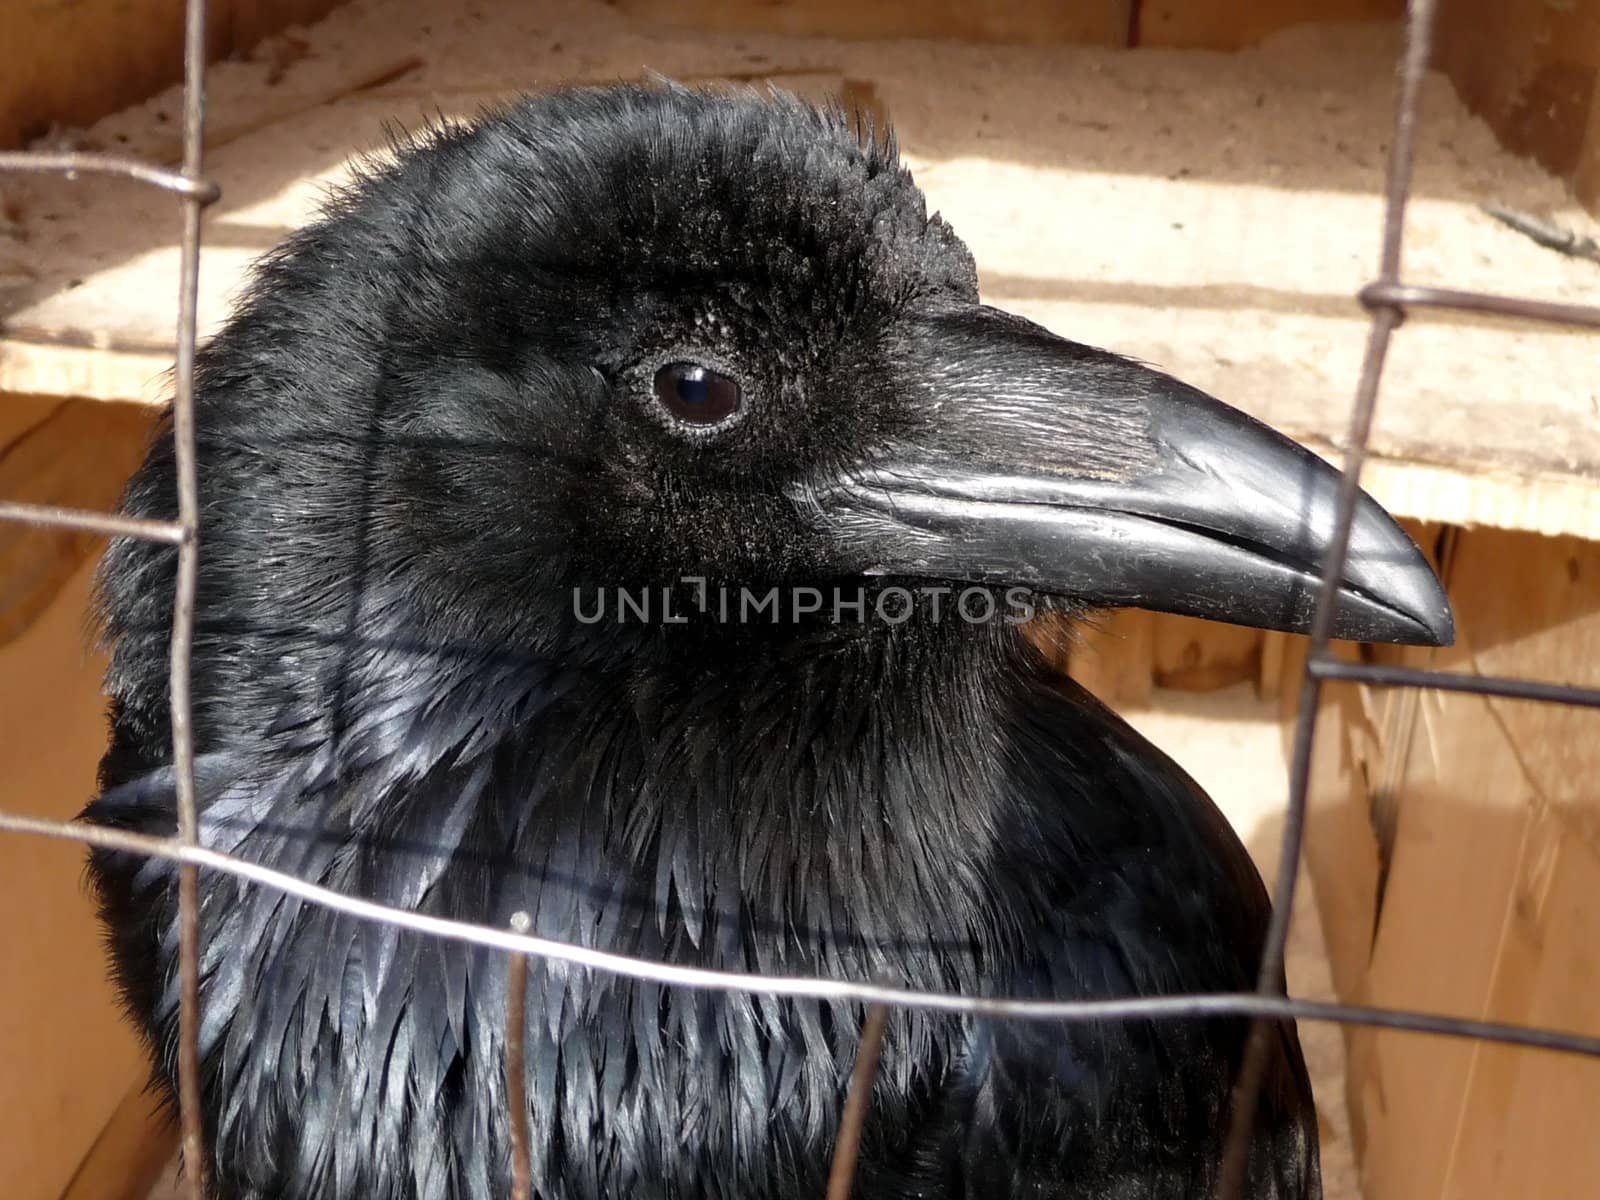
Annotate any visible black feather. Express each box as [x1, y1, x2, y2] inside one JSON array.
[[85, 83, 1320, 1198]]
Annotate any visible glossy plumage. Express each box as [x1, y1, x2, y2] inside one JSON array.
[[77, 83, 1436, 1199]]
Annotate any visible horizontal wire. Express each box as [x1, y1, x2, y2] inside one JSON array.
[[1, 805, 1598, 1056], [1311, 655, 1600, 709], [0, 500, 189, 544], [1361, 280, 1600, 329], [0, 150, 219, 203]]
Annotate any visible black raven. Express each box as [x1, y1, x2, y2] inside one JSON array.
[[85, 84, 1452, 1200]]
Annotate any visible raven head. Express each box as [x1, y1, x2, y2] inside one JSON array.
[[200, 83, 1451, 661]]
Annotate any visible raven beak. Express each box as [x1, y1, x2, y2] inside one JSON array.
[[801, 307, 1454, 646]]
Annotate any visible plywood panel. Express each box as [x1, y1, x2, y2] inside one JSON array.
[[6, 7, 1596, 540], [58, 1086, 176, 1200], [1151, 614, 1261, 691], [0, 0, 347, 150], [1303, 521, 1600, 1200], [1357, 681, 1538, 1200], [1068, 608, 1155, 708], [1442, 527, 1600, 805], [0, 560, 145, 1200], [1139, 0, 1404, 49], [0, 399, 156, 648], [616, 0, 1134, 46], [1443, 809, 1600, 1199], [1298, 683, 1383, 1007], [1434, 0, 1600, 213]]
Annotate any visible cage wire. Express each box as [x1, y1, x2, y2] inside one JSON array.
[[3, 1, 1600, 1198]]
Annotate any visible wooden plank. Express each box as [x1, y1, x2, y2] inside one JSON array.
[[1068, 608, 1155, 708], [58, 1085, 176, 1200], [1151, 614, 1261, 692], [1441, 527, 1600, 805], [3, 4, 1595, 541], [1138, 0, 1404, 49], [0, 398, 156, 649], [0, 560, 146, 1200], [0, 0, 348, 150], [1298, 680, 1384, 1007], [1302, 521, 1600, 1200], [1356, 679, 1537, 1200], [1579, 69, 1600, 214], [1434, 0, 1600, 215], [615, 0, 1134, 46], [1443, 807, 1600, 1199]]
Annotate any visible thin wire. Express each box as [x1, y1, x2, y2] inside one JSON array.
[[0, 151, 220, 201], [170, 0, 212, 1196], [825, 1004, 889, 1200], [0, 501, 187, 544], [1217, 1, 1441, 1195], [1360, 281, 1600, 329], [3, 808, 1600, 1059], [505, 912, 534, 1200], [1310, 656, 1600, 709]]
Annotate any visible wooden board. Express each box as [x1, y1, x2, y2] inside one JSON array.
[[618, 0, 1135, 46], [0, 559, 148, 1200], [58, 1086, 176, 1200], [0, 0, 346, 149], [2, 4, 1597, 541], [1138, 0, 1404, 48], [1301, 524, 1600, 1200], [0, 398, 157, 648], [1064, 610, 1273, 707], [593, 0, 1418, 52], [1434, 0, 1600, 213]]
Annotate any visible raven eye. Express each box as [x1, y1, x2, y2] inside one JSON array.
[[654, 362, 741, 427]]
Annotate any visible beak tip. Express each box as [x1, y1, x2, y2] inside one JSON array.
[[1412, 595, 1456, 649], [1390, 598, 1455, 648], [1419, 598, 1456, 648], [1337, 544, 1455, 648]]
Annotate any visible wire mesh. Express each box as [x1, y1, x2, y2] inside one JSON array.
[[1, 0, 1599, 1197]]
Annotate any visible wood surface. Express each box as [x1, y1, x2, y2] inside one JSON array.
[[57, 1086, 177, 1200], [0, 398, 156, 648], [617, 0, 1136, 45], [1302, 524, 1600, 1200], [0, 0, 345, 149], [1138, 0, 1404, 48], [4, 3, 1597, 541], [0, 561, 147, 1200], [1434, 0, 1600, 213]]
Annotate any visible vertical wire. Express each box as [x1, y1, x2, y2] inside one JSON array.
[[824, 1004, 889, 1200], [1214, 2, 1441, 1195], [506, 913, 534, 1200], [171, 0, 211, 1195]]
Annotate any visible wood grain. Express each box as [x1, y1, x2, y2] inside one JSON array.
[[58, 1086, 177, 1200], [1138, 0, 1404, 49], [0, 562, 146, 1200], [1434, 0, 1600, 213], [0, 0, 346, 150], [1302, 523, 1600, 1200], [0, 399, 157, 649], [5, 5, 1596, 539], [616, 0, 1135, 46]]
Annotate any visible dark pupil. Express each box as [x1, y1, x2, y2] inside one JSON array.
[[655, 362, 740, 426]]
